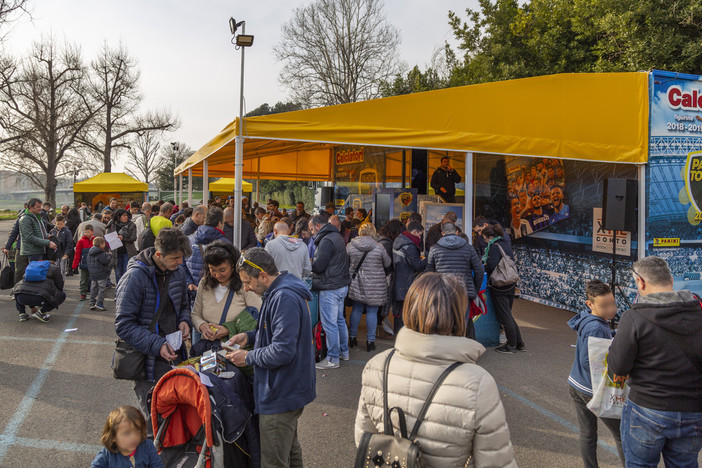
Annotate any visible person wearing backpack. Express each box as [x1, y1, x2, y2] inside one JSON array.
[[354, 273, 516, 467], [482, 224, 524, 354], [13, 259, 65, 322]]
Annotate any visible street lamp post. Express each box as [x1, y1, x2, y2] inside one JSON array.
[[230, 18, 254, 250]]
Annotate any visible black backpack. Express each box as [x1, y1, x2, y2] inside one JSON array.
[[138, 220, 156, 250]]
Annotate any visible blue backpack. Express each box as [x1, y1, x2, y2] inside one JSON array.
[[25, 260, 50, 282]]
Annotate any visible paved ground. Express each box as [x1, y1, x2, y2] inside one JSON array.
[[0, 218, 678, 467]]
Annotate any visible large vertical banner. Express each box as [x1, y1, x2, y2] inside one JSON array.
[[505, 156, 569, 238], [649, 70, 702, 296]]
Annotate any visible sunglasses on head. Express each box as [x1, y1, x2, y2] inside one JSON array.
[[237, 254, 264, 273]]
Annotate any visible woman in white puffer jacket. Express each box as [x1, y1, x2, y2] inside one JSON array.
[[355, 272, 518, 468]]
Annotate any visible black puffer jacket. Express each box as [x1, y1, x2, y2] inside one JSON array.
[[392, 233, 426, 301], [426, 234, 484, 300], [13, 262, 64, 306], [312, 223, 350, 291]]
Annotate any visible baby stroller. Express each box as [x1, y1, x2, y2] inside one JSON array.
[[151, 367, 260, 468]]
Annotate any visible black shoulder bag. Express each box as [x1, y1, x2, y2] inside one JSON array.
[[355, 350, 463, 468], [190, 289, 236, 357], [112, 295, 168, 381], [345, 250, 370, 307]]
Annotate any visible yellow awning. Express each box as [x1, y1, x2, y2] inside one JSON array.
[[73, 172, 148, 192], [177, 72, 650, 178], [208, 178, 253, 193]]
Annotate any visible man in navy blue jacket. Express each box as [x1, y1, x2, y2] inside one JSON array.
[[115, 228, 192, 436], [226, 247, 315, 468]]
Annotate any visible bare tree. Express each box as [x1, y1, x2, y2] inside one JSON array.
[[81, 42, 179, 172], [0, 0, 30, 41], [274, 0, 401, 107], [125, 130, 161, 185], [0, 37, 96, 207]]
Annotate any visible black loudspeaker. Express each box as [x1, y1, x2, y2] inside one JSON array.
[[602, 178, 637, 232], [319, 186, 334, 207]]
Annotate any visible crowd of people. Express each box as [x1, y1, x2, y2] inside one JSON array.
[[3, 193, 702, 467]]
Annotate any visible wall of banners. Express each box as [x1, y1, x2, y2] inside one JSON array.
[[647, 70, 702, 296]]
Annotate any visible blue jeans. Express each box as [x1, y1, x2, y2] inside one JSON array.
[[621, 399, 702, 467], [115, 253, 129, 285], [349, 301, 378, 343], [318, 286, 349, 363]]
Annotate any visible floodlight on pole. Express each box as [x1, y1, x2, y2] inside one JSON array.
[[229, 17, 253, 250]]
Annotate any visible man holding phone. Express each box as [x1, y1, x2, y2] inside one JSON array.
[[430, 156, 462, 203], [115, 228, 192, 436]]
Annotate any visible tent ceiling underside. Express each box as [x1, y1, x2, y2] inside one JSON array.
[[176, 72, 649, 179]]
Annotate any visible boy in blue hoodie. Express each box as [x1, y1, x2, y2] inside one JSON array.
[[568, 280, 624, 467]]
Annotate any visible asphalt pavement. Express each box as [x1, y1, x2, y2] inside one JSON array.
[[0, 218, 676, 467]]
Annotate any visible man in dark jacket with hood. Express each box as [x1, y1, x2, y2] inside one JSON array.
[[223, 207, 258, 251], [392, 221, 426, 333], [115, 228, 192, 436], [186, 206, 228, 283], [13, 259, 65, 322], [310, 215, 350, 370], [608, 256, 702, 467], [226, 248, 315, 468], [426, 222, 484, 339]]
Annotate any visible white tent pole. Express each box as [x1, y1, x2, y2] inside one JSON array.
[[637, 164, 646, 260], [203, 159, 209, 205], [178, 174, 183, 206], [464, 152, 474, 244], [188, 169, 193, 207]]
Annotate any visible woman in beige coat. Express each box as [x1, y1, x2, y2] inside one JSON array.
[[355, 272, 517, 468], [190, 241, 262, 349]]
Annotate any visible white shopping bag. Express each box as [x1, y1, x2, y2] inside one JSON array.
[[586, 336, 629, 419]]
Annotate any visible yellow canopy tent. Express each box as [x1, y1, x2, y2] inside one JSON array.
[[208, 178, 253, 193], [73, 172, 148, 192], [176, 72, 650, 179]]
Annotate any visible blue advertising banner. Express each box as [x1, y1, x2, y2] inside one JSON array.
[[649, 70, 702, 295]]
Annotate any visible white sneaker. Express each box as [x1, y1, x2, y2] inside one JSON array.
[[499, 331, 507, 344], [340, 353, 350, 361], [315, 359, 340, 370]]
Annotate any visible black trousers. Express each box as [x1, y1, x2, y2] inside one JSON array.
[[569, 386, 625, 467], [489, 286, 522, 347]]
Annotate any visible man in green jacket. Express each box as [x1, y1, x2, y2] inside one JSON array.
[[15, 198, 57, 283]]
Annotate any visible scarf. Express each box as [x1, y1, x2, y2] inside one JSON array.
[[481, 236, 502, 264], [402, 231, 421, 250]]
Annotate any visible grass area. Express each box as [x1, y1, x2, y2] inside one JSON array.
[[0, 211, 19, 220]]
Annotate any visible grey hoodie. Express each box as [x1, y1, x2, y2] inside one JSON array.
[[264, 235, 312, 280]]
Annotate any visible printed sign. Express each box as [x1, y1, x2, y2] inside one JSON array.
[[592, 207, 631, 256], [653, 238, 681, 247], [335, 148, 364, 165], [506, 156, 569, 238], [686, 151, 702, 218]]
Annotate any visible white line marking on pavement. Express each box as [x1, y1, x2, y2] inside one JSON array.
[[0, 302, 86, 464], [0, 335, 113, 346], [0, 435, 102, 454]]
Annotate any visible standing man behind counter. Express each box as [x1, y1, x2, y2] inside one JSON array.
[[430, 156, 462, 203]]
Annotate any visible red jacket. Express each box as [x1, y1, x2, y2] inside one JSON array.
[[73, 235, 95, 270]]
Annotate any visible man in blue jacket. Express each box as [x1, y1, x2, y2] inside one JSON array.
[[567, 280, 623, 467], [115, 228, 192, 436], [226, 247, 315, 468]]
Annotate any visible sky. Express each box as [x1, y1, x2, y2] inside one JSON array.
[[4, 0, 477, 171]]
